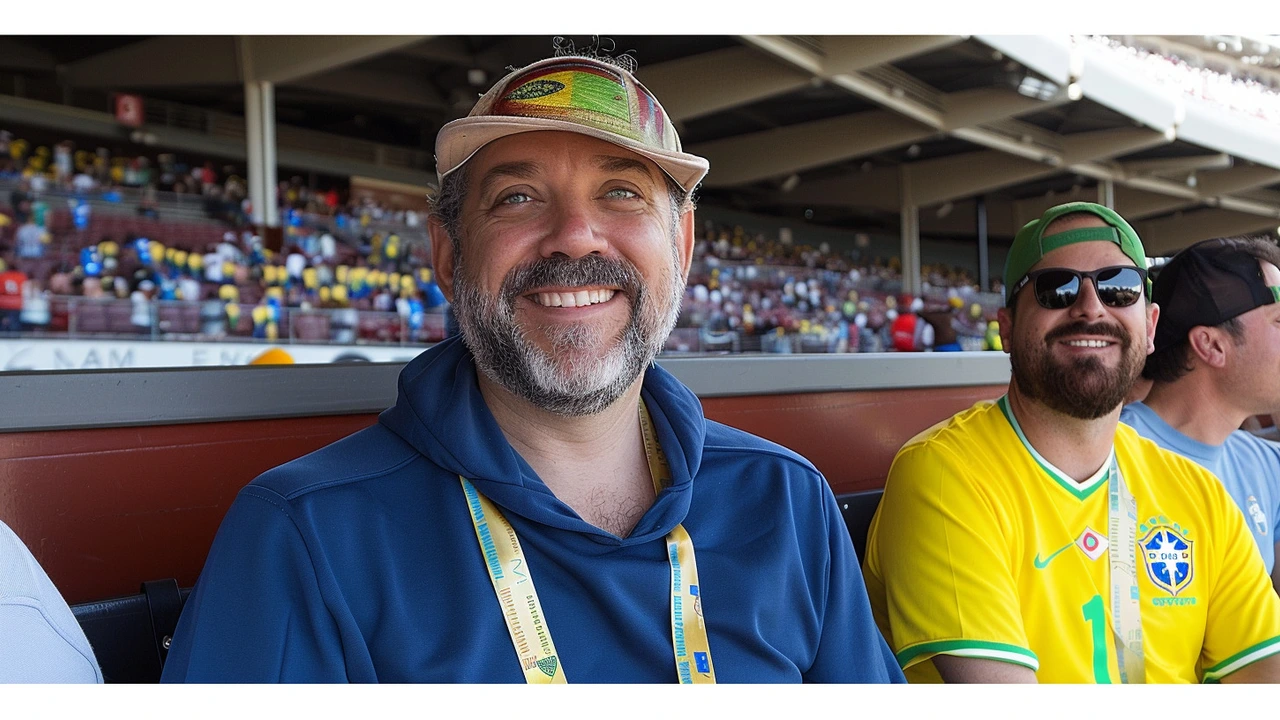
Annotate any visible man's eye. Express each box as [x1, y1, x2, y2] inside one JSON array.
[[605, 188, 638, 199], [499, 192, 531, 205]]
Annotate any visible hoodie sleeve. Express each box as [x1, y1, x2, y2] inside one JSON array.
[[161, 486, 351, 683], [803, 488, 906, 684]]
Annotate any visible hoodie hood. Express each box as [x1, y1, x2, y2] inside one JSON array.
[[379, 336, 706, 545]]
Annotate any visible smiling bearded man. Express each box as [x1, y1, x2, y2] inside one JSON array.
[[864, 201, 1280, 685], [450, 231, 685, 416], [162, 52, 904, 684]]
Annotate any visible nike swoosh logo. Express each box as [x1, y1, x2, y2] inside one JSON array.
[[1033, 542, 1075, 569]]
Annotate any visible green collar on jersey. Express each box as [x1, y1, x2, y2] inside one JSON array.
[[996, 395, 1113, 501]]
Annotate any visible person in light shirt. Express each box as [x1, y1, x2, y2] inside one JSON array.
[[1121, 236, 1280, 590]]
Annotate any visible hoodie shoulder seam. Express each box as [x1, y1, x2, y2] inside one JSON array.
[[702, 442, 820, 475], [271, 452, 422, 501]]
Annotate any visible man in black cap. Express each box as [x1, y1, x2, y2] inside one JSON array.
[[1121, 236, 1280, 591]]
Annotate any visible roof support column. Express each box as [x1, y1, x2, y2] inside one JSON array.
[[900, 166, 922, 296], [245, 81, 265, 225], [244, 80, 280, 228], [260, 81, 279, 228], [977, 195, 990, 292], [1098, 178, 1115, 209]]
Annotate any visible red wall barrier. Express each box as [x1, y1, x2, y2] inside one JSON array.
[[0, 383, 1006, 604]]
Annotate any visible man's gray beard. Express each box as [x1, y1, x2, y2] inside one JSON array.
[[1008, 320, 1145, 420], [451, 245, 685, 417]]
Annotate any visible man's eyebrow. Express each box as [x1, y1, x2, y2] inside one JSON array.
[[595, 155, 657, 179], [477, 161, 540, 200]]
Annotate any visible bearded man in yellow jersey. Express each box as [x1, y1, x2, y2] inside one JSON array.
[[864, 201, 1280, 683]]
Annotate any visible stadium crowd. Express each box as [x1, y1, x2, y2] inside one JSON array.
[[0, 211, 448, 345], [673, 221, 1002, 354], [1081, 35, 1280, 124], [0, 130, 425, 235], [0, 201, 1007, 353]]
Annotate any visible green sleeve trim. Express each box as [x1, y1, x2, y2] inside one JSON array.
[[1202, 636, 1280, 682], [895, 639, 1039, 671]]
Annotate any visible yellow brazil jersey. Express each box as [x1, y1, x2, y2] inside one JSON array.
[[863, 397, 1280, 684]]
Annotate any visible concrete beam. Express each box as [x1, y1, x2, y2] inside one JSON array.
[[910, 150, 1050, 206], [290, 67, 449, 110], [59, 37, 241, 88], [0, 38, 56, 72], [821, 35, 967, 75], [691, 111, 933, 187], [636, 46, 810, 122], [241, 36, 430, 84], [1011, 185, 1102, 228], [395, 37, 504, 72], [1113, 185, 1195, 221], [1137, 209, 1280, 255], [1061, 127, 1170, 165], [1121, 153, 1232, 176], [1197, 165, 1280, 197], [769, 166, 903, 212], [941, 87, 1061, 131]]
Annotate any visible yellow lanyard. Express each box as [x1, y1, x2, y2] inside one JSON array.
[[459, 399, 716, 684]]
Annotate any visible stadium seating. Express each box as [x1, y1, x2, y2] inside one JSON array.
[[837, 490, 884, 564], [71, 580, 190, 684]]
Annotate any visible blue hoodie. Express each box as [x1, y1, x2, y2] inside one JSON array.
[[162, 337, 903, 683]]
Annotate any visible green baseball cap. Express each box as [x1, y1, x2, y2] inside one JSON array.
[[1003, 201, 1149, 305]]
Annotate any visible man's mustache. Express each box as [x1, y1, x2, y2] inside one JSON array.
[[1044, 320, 1128, 346], [500, 254, 643, 305]]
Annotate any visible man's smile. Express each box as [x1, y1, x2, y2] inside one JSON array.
[[526, 287, 621, 309]]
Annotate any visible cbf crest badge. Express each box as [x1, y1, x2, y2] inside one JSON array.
[[1141, 524, 1194, 596]]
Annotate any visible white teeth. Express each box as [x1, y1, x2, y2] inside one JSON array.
[[1067, 339, 1111, 348], [532, 289, 617, 307]]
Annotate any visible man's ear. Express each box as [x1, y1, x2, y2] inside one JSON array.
[[428, 216, 457, 302], [997, 306, 1013, 356], [1145, 302, 1160, 356], [1187, 324, 1230, 369], [676, 205, 695, 280]]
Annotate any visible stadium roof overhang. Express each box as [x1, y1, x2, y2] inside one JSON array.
[[3, 34, 1279, 262]]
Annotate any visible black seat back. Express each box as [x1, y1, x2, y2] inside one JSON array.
[[71, 579, 191, 683], [836, 489, 884, 565]]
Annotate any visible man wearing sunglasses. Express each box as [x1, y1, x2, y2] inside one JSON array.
[[1121, 237, 1280, 593], [864, 202, 1280, 683]]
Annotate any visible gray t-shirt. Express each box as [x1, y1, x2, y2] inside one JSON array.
[[0, 520, 102, 682]]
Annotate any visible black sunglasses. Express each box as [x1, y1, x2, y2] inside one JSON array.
[[1011, 265, 1148, 310]]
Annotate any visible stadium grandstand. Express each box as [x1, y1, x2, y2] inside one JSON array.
[[6, 34, 1280, 686], [4, 35, 1280, 367]]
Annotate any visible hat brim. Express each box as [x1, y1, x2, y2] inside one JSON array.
[[436, 115, 709, 194]]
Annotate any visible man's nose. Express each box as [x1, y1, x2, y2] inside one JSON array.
[[1070, 275, 1109, 321], [539, 200, 608, 259]]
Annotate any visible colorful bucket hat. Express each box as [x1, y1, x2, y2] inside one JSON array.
[[435, 55, 709, 193]]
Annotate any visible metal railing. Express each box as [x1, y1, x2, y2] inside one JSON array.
[[38, 296, 448, 347]]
